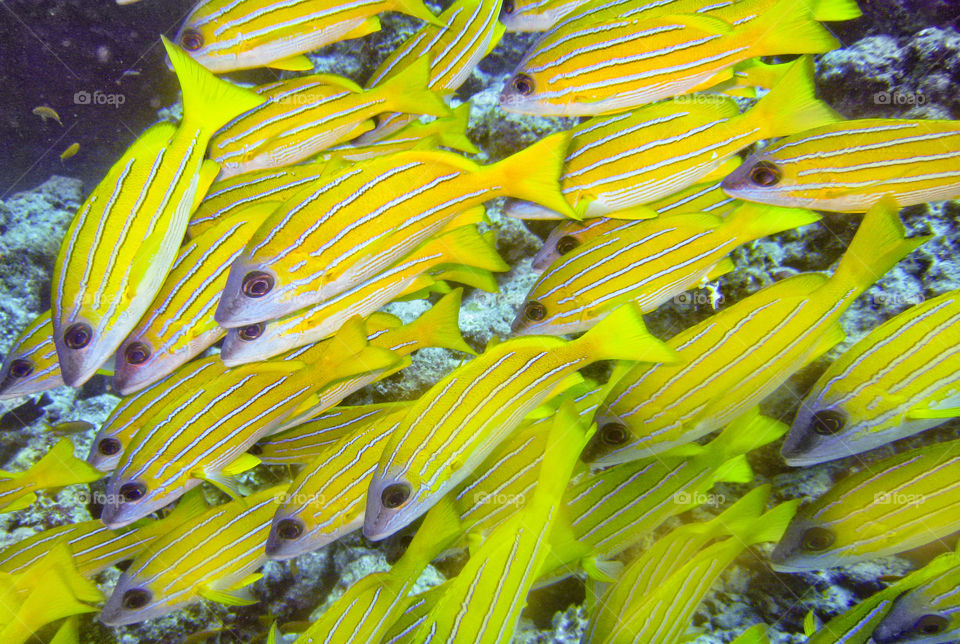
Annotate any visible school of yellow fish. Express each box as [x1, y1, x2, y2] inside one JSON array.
[[1, 0, 959, 641]]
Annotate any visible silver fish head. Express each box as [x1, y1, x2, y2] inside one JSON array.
[[0, 354, 54, 400], [111, 337, 157, 396], [363, 473, 423, 542], [769, 515, 839, 572], [53, 317, 115, 387], [499, 72, 549, 115], [87, 427, 127, 473], [219, 322, 281, 367], [216, 257, 296, 328], [873, 589, 955, 644], [264, 506, 350, 560], [578, 412, 641, 466], [781, 403, 853, 467], [100, 572, 167, 626], [532, 228, 581, 272], [720, 152, 797, 208], [100, 475, 187, 529]]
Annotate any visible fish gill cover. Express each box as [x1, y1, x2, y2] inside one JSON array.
[[0, 0, 958, 642]]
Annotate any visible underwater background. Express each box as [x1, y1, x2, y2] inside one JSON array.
[[0, 0, 959, 642]]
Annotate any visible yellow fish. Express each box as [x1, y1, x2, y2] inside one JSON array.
[[219, 225, 506, 364], [0, 311, 64, 400], [60, 142, 79, 162], [359, 0, 504, 142], [175, 0, 440, 73], [51, 37, 264, 386], [782, 288, 960, 466], [771, 438, 960, 572], [99, 485, 286, 625], [548, 56, 839, 217], [585, 198, 928, 465], [210, 59, 449, 178], [111, 209, 270, 395], [364, 303, 677, 540], [722, 118, 960, 212], [215, 133, 574, 327], [500, 0, 840, 115], [513, 204, 819, 336]]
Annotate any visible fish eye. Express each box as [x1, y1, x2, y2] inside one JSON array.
[[180, 29, 203, 52], [600, 422, 629, 446], [800, 527, 835, 552], [556, 235, 579, 256], [381, 483, 411, 509], [98, 437, 122, 456], [748, 161, 782, 187], [913, 614, 948, 635], [119, 482, 147, 503], [238, 323, 264, 341], [64, 323, 93, 350], [8, 359, 33, 379], [242, 271, 274, 298], [122, 588, 152, 610], [276, 518, 304, 541], [512, 74, 535, 97], [523, 301, 547, 322], [810, 410, 846, 436], [501, 0, 514, 15], [124, 341, 151, 365]]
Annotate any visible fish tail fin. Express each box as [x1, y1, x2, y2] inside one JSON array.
[[401, 289, 477, 355], [37, 438, 103, 487], [376, 58, 450, 118], [392, 0, 444, 26], [751, 57, 843, 139], [426, 225, 510, 272], [739, 500, 801, 546], [438, 103, 479, 154], [432, 266, 499, 292], [487, 132, 578, 219], [572, 304, 679, 365], [161, 36, 265, 135], [703, 485, 771, 535], [750, 0, 840, 56], [830, 196, 930, 296], [725, 202, 821, 242], [708, 407, 789, 460], [714, 454, 754, 484], [812, 0, 862, 21]]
